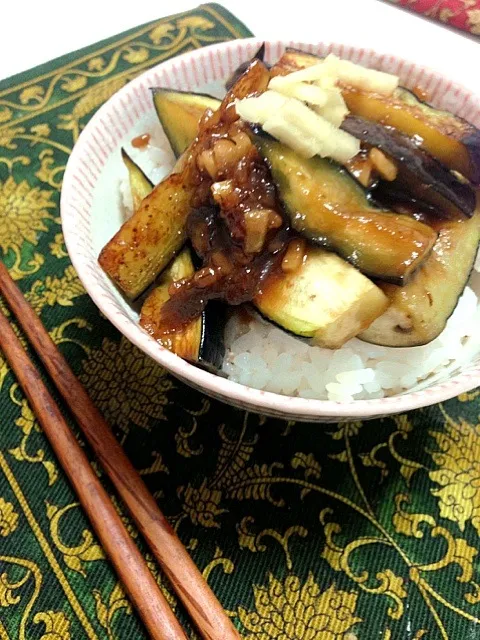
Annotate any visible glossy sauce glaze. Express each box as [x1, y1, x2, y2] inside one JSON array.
[[155, 60, 292, 334], [412, 85, 430, 102], [131, 133, 151, 148]]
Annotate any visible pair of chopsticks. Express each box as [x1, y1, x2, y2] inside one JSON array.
[[0, 259, 239, 640]]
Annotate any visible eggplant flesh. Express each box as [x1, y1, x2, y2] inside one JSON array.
[[255, 245, 389, 349], [121, 148, 153, 211], [140, 249, 225, 369], [344, 86, 480, 185], [151, 58, 270, 160], [253, 134, 437, 284], [360, 207, 480, 347], [110, 150, 226, 366], [341, 116, 476, 218], [140, 249, 202, 360], [99, 167, 194, 299], [151, 88, 221, 158], [225, 43, 268, 90], [271, 49, 480, 185]]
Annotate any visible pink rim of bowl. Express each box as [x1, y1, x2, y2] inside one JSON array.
[[61, 37, 480, 422]]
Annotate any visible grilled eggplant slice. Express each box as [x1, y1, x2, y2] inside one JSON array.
[[194, 302, 226, 372], [255, 245, 389, 348], [360, 207, 480, 346], [341, 116, 476, 218], [344, 87, 480, 185], [270, 49, 318, 76], [121, 148, 153, 211], [99, 166, 194, 298], [152, 88, 220, 157], [253, 134, 437, 284], [140, 249, 225, 368], [225, 43, 267, 90], [141, 249, 202, 359], [271, 49, 480, 184], [101, 63, 270, 299]]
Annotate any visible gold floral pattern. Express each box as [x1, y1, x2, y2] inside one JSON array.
[[19, 86, 45, 105], [93, 583, 132, 639], [0, 127, 23, 149], [33, 611, 71, 639], [0, 571, 22, 607], [26, 265, 85, 313], [0, 497, 19, 537], [176, 16, 216, 31], [79, 336, 174, 433], [35, 148, 65, 188], [87, 57, 106, 72], [0, 176, 55, 254], [46, 501, 105, 576], [0, 107, 12, 123], [149, 23, 175, 44], [9, 398, 58, 486], [429, 414, 480, 534], [179, 480, 226, 528], [49, 233, 68, 258], [238, 574, 361, 640], [57, 77, 128, 142], [61, 76, 88, 93], [237, 516, 308, 570]]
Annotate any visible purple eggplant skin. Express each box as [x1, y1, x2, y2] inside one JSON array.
[[271, 49, 480, 185], [184, 210, 227, 374], [464, 129, 480, 186], [225, 43, 267, 90], [193, 301, 226, 374], [396, 86, 480, 186], [341, 115, 476, 219]]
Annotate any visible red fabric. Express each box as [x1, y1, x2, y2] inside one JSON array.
[[388, 0, 480, 34]]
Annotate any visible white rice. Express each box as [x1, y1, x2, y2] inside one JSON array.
[[222, 265, 480, 402], [119, 136, 480, 402]]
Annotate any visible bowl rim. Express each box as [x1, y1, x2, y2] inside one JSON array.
[[61, 36, 480, 420]]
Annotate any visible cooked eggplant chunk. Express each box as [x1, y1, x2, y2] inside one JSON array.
[[195, 302, 226, 372], [140, 249, 225, 368], [255, 245, 389, 348], [225, 43, 267, 90], [152, 89, 221, 157], [141, 249, 202, 359], [152, 60, 269, 160], [360, 207, 480, 347], [271, 49, 480, 184], [225, 58, 270, 102], [99, 167, 194, 298], [254, 134, 437, 284], [101, 61, 271, 302], [121, 148, 153, 211], [341, 116, 476, 218], [344, 87, 480, 185], [270, 49, 319, 76]]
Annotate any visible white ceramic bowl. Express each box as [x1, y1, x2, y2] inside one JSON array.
[[61, 37, 480, 422]]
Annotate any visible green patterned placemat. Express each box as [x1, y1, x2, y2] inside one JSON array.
[[0, 5, 479, 639]]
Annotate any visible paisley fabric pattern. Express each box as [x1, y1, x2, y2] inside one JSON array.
[[387, 0, 480, 35], [0, 3, 479, 639]]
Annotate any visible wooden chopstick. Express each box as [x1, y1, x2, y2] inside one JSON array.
[[0, 299, 187, 639], [0, 260, 240, 640]]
